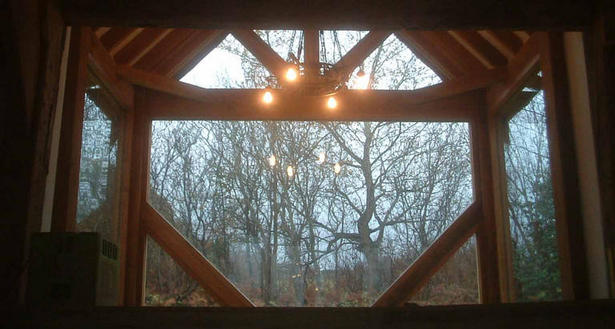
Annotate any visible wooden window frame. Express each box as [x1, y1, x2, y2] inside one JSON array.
[[485, 32, 589, 301], [51, 26, 135, 304], [53, 27, 588, 307]]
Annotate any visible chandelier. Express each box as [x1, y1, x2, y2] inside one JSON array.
[[261, 52, 370, 109]]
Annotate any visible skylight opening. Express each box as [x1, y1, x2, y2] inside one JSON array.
[[179, 30, 441, 91]]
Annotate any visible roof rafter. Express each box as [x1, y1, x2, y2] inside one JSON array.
[[478, 30, 519, 60], [448, 31, 508, 69], [114, 28, 174, 66], [332, 31, 392, 78], [231, 30, 288, 79], [132, 29, 195, 72], [396, 31, 462, 79]]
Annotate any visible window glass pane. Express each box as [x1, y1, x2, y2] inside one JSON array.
[[149, 120, 473, 306], [504, 81, 562, 301], [408, 237, 478, 305], [347, 35, 441, 90], [145, 236, 220, 306], [181, 34, 271, 89], [255, 30, 305, 63], [76, 75, 122, 243]]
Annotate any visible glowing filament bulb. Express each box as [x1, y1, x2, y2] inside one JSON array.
[[355, 70, 370, 90], [287, 165, 295, 177], [317, 152, 326, 164], [263, 90, 273, 104], [286, 68, 298, 81], [327, 96, 337, 109], [268, 155, 276, 167], [334, 162, 341, 174]]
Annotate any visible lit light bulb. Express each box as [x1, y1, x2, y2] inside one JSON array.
[[317, 152, 326, 164], [327, 96, 337, 109], [334, 162, 341, 174], [268, 155, 276, 167], [287, 165, 295, 177], [286, 68, 298, 81], [263, 90, 273, 104], [355, 70, 370, 90]]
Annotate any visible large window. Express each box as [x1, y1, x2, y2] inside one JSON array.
[[147, 120, 474, 306], [76, 74, 124, 243], [503, 78, 562, 301]]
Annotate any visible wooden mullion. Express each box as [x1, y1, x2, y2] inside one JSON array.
[[471, 102, 502, 303], [372, 203, 482, 306], [50, 27, 91, 232], [123, 91, 151, 306], [538, 32, 589, 300]]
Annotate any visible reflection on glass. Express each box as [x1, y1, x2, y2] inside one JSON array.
[[148, 120, 474, 306], [504, 83, 562, 301], [76, 75, 121, 243]]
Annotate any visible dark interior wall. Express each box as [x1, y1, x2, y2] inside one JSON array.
[[0, 0, 65, 309]]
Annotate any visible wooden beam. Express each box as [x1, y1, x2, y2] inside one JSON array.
[[142, 204, 254, 306], [88, 30, 134, 110], [539, 32, 589, 300], [332, 31, 392, 78], [15, 300, 615, 328], [471, 105, 502, 303], [123, 96, 150, 306], [373, 203, 482, 306], [448, 31, 508, 69], [303, 29, 319, 77], [487, 33, 541, 115], [161, 30, 227, 77], [120, 66, 502, 121], [231, 30, 288, 78], [113, 28, 173, 66], [116, 104, 134, 305], [395, 31, 464, 79], [51, 27, 91, 232], [59, 0, 594, 30]]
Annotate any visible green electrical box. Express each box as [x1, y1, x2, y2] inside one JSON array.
[[26, 232, 120, 308]]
